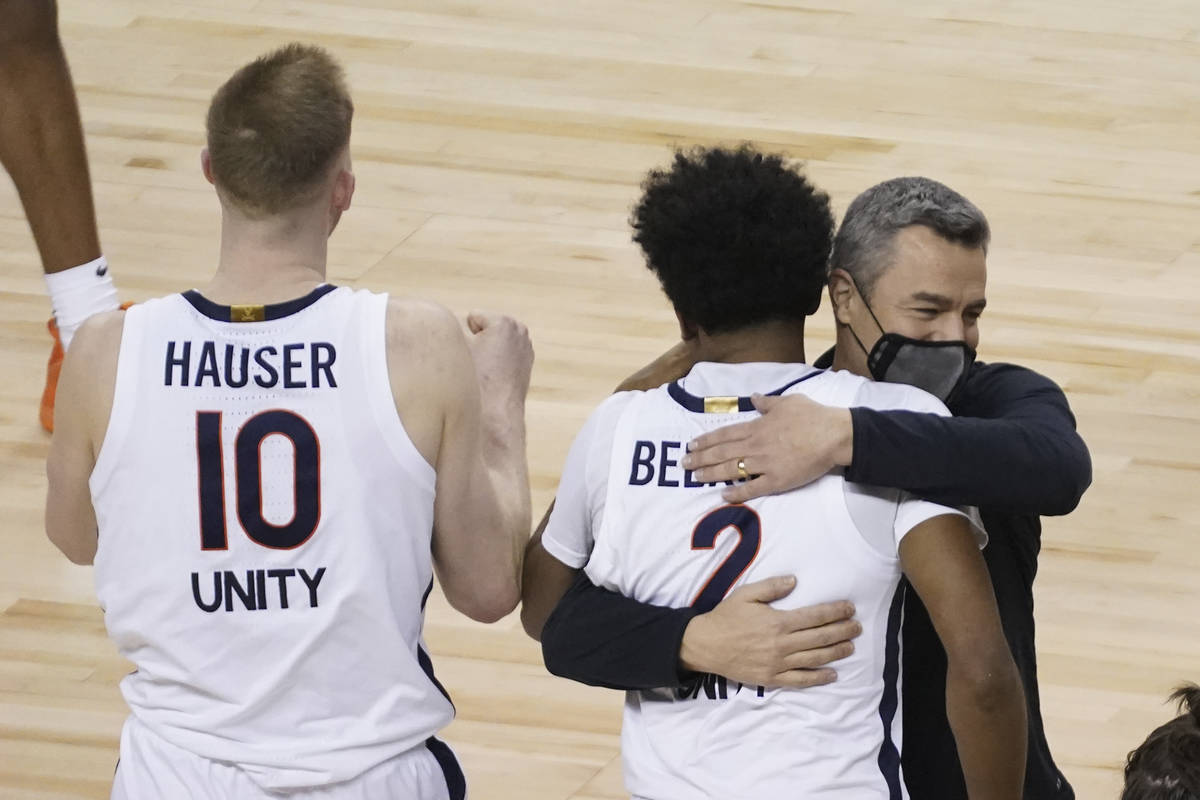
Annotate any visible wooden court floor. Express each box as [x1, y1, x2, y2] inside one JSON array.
[[2, 1, 1198, 797]]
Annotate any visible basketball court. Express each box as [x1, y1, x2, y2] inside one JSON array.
[[2, 1, 1198, 797]]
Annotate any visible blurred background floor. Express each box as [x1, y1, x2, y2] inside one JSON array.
[[2, 1, 1198, 797]]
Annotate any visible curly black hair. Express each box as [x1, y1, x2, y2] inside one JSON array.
[[1123, 683, 1200, 800], [631, 145, 834, 335]]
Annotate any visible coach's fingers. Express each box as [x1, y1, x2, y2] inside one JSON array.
[[728, 574, 797, 604], [685, 422, 757, 462], [783, 640, 857, 671], [721, 473, 782, 504], [693, 452, 766, 485], [777, 600, 857, 633], [769, 667, 838, 689], [748, 393, 786, 414], [780, 617, 863, 651], [684, 442, 753, 474]]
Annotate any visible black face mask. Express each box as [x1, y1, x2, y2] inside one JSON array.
[[845, 283, 976, 404]]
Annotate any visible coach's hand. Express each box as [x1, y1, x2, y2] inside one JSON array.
[[466, 311, 534, 406], [682, 393, 854, 504], [678, 576, 861, 689]]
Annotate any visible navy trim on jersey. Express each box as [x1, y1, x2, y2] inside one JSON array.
[[419, 578, 456, 710], [425, 736, 467, 800], [182, 284, 337, 322], [667, 368, 823, 413], [877, 579, 907, 798]]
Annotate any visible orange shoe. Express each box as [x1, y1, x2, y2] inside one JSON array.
[[39, 317, 64, 432], [40, 302, 133, 433]]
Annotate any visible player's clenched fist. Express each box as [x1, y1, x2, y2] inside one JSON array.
[[465, 311, 534, 403]]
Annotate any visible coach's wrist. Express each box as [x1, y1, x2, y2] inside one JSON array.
[[678, 612, 718, 675], [828, 407, 854, 468]]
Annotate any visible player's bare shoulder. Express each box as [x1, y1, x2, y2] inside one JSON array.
[[62, 308, 127, 396], [69, 307, 127, 360], [385, 297, 469, 369], [383, 297, 472, 466], [57, 307, 129, 448]]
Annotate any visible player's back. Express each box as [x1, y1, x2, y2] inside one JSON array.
[[582, 362, 970, 800], [90, 285, 452, 791]]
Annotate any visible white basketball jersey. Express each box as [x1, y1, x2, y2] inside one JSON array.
[[541, 362, 981, 800], [90, 286, 455, 791]]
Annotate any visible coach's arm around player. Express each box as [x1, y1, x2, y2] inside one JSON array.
[[521, 344, 861, 688]]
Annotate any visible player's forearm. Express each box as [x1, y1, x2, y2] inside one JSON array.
[[481, 398, 531, 588], [437, 488, 523, 622], [519, 505, 561, 639], [45, 516, 97, 565], [945, 660, 1027, 800], [437, 450, 529, 622], [45, 447, 100, 565]]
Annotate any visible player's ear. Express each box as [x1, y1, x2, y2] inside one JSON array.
[[327, 170, 354, 237], [675, 310, 700, 342], [200, 148, 215, 185], [333, 168, 355, 214], [828, 269, 856, 326]]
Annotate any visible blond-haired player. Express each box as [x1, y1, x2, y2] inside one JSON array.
[[46, 44, 531, 799]]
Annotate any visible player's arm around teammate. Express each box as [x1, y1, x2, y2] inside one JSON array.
[[900, 512, 1027, 799], [386, 301, 533, 623]]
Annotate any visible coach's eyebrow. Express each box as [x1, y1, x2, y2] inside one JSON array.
[[908, 291, 954, 307]]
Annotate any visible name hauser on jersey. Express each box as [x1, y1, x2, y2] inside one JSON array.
[[164, 340, 338, 389]]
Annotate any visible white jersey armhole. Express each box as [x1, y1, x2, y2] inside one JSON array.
[[363, 292, 436, 492], [841, 376, 986, 553], [541, 392, 631, 570], [90, 305, 143, 496], [842, 481, 905, 558]]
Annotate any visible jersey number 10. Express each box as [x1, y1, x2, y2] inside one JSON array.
[[196, 410, 321, 550]]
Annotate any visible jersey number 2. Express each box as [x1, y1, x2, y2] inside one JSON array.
[[196, 410, 321, 550], [690, 505, 761, 613]]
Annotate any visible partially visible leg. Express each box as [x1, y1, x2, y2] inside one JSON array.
[[0, 0, 119, 430]]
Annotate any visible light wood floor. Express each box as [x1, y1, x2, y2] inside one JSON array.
[[3, 1, 1199, 797]]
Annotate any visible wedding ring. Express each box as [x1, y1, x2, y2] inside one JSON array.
[[736, 458, 749, 480]]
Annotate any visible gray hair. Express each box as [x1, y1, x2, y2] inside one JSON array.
[[830, 177, 990, 299]]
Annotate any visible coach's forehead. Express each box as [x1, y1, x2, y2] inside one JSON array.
[[875, 225, 987, 303]]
